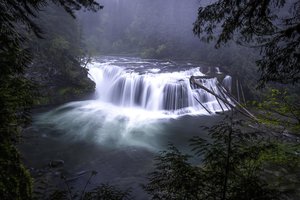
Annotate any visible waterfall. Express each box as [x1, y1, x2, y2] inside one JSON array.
[[222, 75, 232, 93], [35, 57, 233, 149], [88, 60, 231, 115]]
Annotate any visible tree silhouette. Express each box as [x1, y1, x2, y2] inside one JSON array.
[[144, 115, 298, 200], [0, 1, 102, 199], [193, 0, 300, 86]]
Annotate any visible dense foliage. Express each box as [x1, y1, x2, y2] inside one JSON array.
[[28, 3, 96, 105], [145, 116, 300, 200], [0, 1, 101, 199], [254, 89, 300, 133], [193, 0, 300, 86]]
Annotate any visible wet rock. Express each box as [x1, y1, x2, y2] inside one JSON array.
[[53, 171, 61, 177], [49, 159, 64, 168], [76, 170, 89, 176]]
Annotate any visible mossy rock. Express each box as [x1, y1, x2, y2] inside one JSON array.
[[0, 143, 32, 200], [32, 65, 96, 106]]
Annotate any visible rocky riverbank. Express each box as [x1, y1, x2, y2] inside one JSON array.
[[26, 58, 95, 106]]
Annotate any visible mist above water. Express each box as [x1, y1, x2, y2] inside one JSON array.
[[88, 57, 229, 113], [34, 56, 231, 150]]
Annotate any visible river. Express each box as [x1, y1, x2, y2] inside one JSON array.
[[20, 56, 230, 199]]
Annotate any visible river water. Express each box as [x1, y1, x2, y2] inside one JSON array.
[[20, 56, 230, 199]]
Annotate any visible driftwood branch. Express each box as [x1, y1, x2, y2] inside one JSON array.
[[194, 97, 212, 114], [83, 56, 92, 69], [192, 75, 216, 79], [190, 76, 257, 121], [210, 86, 224, 112], [217, 83, 257, 120]]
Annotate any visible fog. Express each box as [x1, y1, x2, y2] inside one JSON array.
[[78, 0, 207, 57]]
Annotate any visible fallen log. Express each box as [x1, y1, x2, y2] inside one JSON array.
[[194, 96, 212, 114], [216, 83, 257, 121], [210, 86, 225, 112], [189, 76, 257, 121]]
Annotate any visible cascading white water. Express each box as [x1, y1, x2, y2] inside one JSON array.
[[222, 75, 232, 93], [35, 57, 232, 149], [88, 61, 229, 115]]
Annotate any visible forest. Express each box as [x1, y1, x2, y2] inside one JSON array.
[[0, 0, 300, 199]]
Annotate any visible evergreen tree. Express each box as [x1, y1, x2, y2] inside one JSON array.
[[145, 115, 300, 200], [0, 1, 102, 199], [193, 0, 300, 86]]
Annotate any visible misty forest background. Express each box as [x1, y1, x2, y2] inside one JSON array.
[[1, 0, 300, 200]]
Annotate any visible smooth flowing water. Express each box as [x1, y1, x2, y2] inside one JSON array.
[[32, 56, 231, 149], [21, 56, 231, 198], [89, 57, 229, 114]]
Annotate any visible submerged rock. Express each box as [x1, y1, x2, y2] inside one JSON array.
[[49, 159, 64, 168]]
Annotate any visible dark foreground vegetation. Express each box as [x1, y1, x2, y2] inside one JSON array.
[[0, 0, 300, 199], [0, 1, 102, 199]]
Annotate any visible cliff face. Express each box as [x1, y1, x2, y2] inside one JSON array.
[[21, 3, 97, 107], [27, 58, 95, 106]]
